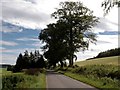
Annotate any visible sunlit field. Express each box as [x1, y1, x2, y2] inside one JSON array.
[[75, 56, 119, 66]]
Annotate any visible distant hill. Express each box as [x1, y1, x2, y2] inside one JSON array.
[[75, 56, 119, 66]]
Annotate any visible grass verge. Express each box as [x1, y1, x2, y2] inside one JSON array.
[[56, 65, 120, 90], [64, 72, 119, 90], [16, 73, 46, 88]]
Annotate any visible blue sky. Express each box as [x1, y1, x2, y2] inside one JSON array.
[[1, 21, 43, 64], [2, 22, 40, 49], [0, 0, 119, 65]]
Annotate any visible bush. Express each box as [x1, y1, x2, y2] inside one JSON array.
[[12, 67, 21, 73], [7, 65, 14, 71], [108, 70, 120, 79], [24, 68, 46, 75], [2, 74, 24, 90]]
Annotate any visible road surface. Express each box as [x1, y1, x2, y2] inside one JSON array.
[[46, 70, 98, 90]]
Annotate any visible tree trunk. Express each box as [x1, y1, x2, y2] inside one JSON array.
[[69, 25, 74, 67], [60, 60, 63, 68], [69, 54, 73, 67], [53, 63, 56, 68]]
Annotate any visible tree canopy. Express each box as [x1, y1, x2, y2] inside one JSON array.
[[39, 22, 69, 67], [39, 1, 99, 67]]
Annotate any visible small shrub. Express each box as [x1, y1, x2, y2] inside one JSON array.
[[74, 64, 79, 67], [7, 66, 14, 71], [39, 68, 46, 73], [24, 68, 45, 75], [58, 71, 64, 74], [24, 69, 39, 75], [108, 70, 120, 79]]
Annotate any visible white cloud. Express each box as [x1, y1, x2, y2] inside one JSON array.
[[0, 40, 18, 46], [2, 0, 118, 31], [0, 46, 5, 49], [1, 48, 22, 53], [94, 17, 118, 33], [27, 41, 45, 48], [1, 53, 17, 65], [31, 42, 41, 47], [2, 0, 53, 29], [16, 37, 39, 41], [1, 21, 23, 33], [16, 37, 45, 48], [23, 0, 37, 4], [1, 44, 43, 54], [76, 34, 118, 61]]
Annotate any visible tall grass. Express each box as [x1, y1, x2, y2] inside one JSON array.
[[70, 65, 119, 79]]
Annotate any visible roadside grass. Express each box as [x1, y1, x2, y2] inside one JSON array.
[[56, 64, 120, 90], [75, 56, 119, 66], [39, 73, 46, 88], [16, 73, 46, 88], [1, 68, 46, 89], [0, 68, 12, 76], [64, 72, 119, 90]]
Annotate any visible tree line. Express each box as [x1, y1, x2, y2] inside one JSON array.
[[7, 50, 46, 72], [87, 48, 120, 60], [96, 48, 120, 58]]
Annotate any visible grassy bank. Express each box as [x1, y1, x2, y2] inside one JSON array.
[[57, 64, 120, 90], [1, 68, 46, 89], [65, 72, 119, 90]]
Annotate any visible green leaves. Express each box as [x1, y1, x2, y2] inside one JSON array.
[[39, 1, 99, 67]]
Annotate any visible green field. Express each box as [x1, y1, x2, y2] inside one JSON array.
[[1, 68, 46, 89], [75, 56, 119, 66]]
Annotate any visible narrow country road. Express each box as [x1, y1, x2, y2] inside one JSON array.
[[46, 70, 98, 90]]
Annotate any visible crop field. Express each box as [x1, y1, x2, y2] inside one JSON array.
[[75, 56, 119, 66]]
